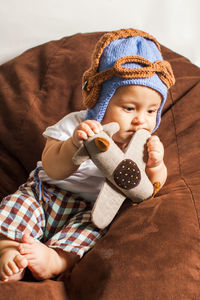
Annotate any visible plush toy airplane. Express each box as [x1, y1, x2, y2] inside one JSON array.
[[73, 122, 157, 229]]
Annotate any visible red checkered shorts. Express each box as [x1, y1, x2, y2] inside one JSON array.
[[0, 167, 107, 258]]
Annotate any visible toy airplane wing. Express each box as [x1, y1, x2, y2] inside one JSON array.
[[125, 129, 150, 160], [91, 179, 126, 229]]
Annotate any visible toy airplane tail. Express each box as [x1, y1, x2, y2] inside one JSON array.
[[92, 179, 126, 229]]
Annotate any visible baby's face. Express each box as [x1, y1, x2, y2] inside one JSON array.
[[101, 85, 162, 149]]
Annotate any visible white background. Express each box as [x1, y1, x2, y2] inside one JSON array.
[[0, 0, 200, 67]]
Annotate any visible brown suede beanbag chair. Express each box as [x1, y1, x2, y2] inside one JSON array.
[[0, 31, 200, 300]]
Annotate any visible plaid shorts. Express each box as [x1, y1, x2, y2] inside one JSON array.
[[0, 167, 107, 258]]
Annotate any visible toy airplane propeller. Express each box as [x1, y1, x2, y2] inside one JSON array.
[[73, 122, 158, 229]]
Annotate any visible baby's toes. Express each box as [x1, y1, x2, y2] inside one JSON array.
[[1, 272, 8, 282], [7, 260, 20, 275], [14, 254, 28, 269], [18, 243, 32, 255], [2, 261, 15, 278]]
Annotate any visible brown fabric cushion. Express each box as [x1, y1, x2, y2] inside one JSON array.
[[0, 32, 200, 299], [0, 279, 68, 300], [0, 32, 103, 198]]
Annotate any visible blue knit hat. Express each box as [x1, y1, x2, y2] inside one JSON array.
[[82, 29, 175, 132]]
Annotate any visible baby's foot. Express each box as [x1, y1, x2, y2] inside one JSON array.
[[18, 234, 69, 280], [0, 247, 28, 282]]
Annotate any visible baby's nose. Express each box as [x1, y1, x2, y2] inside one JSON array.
[[132, 113, 145, 124]]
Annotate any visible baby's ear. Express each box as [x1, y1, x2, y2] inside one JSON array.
[[102, 122, 120, 137], [72, 145, 89, 165]]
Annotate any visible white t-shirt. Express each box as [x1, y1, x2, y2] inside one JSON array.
[[36, 110, 104, 201]]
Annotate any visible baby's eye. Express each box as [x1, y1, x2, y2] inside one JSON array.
[[123, 106, 135, 112], [148, 109, 157, 114]]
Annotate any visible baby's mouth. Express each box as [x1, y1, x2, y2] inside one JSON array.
[[127, 130, 136, 134], [128, 127, 145, 133]]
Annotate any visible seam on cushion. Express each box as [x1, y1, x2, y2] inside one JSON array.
[[0, 39, 65, 92], [2, 37, 72, 111], [175, 76, 200, 80], [162, 80, 200, 117], [39, 35, 76, 92], [169, 57, 189, 62], [166, 57, 197, 65], [169, 89, 200, 230]]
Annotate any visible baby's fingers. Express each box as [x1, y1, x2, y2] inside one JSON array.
[[72, 130, 88, 148], [72, 120, 103, 148], [146, 136, 164, 168], [147, 136, 163, 152], [146, 151, 162, 168], [82, 120, 103, 134], [76, 130, 88, 140], [78, 122, 95, 137]]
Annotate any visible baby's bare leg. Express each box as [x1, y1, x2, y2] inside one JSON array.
[[0, 235, 28, 282], [18, 234, 78, 280]]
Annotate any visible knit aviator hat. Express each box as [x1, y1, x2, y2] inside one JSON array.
[[82, 28, 175, 132]]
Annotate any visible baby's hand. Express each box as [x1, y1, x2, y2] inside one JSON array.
[[72, 120, 103, 148], [146, 135, 164, 168]]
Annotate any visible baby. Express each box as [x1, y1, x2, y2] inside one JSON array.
[[0, 28, 175, 281]]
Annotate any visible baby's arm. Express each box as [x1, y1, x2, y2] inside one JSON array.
[[42, 120, 102, 180], [145, 135, 167, 188]]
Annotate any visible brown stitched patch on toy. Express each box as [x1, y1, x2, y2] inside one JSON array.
[[113, 159, 141, 190], [94, 137, 110, 152]]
